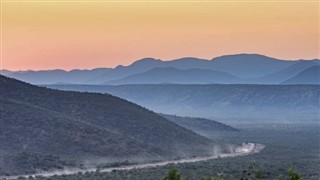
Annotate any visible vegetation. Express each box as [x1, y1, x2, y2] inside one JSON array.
[[7, 166, 311, 180], [0, 75, 214, 176], [1, 76, 319, 179], [168, 167, 304, 180], [4, 124, 316, 180], [286, 168, 303, 180], [162, 168, 181, 180]]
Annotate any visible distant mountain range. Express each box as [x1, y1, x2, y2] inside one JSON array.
[[0, 75, 221, 176], [105, 67, 242, 85], [2, 54, 319, 85], [47, 84, 320, 123]]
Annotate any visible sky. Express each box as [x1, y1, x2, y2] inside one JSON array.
[[1, 0, 319, 71]]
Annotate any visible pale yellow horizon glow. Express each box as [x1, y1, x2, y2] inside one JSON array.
[[1, 0, 319, 71]]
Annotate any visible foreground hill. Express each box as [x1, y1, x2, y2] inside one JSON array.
[[160, 114, 238, 136], [47, 84, 320, 123], [0, 75, 213, 176]]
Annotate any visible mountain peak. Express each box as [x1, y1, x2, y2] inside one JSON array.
[[130, 58, 161, 66], [211, 53, 277, 61], [172, 57, 209, 62]]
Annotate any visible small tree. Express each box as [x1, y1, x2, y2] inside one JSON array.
[[163, 168, 181, 180], [287, 168, 303, 180]]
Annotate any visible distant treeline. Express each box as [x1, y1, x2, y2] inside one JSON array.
[[8, 166, 307, 180]]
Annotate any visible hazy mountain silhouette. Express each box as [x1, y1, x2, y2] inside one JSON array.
[[282, 66, 320, 85], [1, 68, 111, 85], [47, 84, 320, 123], [91, 54, 297, 83], [85, 58, 164, 84], [207, 54, 294, 78], [0, 75, 214, 175], [252, 60, 319, 84], [2, 54, 319, 85], [105, 67, 242, 85], [0, 69, 13, 76]]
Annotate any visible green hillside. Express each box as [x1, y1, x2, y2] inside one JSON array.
[[0, 75, 213, 176]]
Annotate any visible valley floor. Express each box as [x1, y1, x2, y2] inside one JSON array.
[[3, 123, 319, 180], [1, 143, 265, 180]]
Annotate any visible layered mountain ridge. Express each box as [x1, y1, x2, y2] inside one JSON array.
[[2, 54, 319, 85]]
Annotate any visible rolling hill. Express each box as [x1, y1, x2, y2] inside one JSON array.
[[253, 61, 319, 84], [0, 75, 214, 176], [282, 66, 320, 85]]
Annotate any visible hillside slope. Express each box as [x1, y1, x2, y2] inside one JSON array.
[[160, 114, 238, 136], [282, 66, 320, 85], [0, 75, 213, 175], [253, 61, 318, 84]]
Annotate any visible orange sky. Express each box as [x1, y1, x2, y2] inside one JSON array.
[[1, 0, 319, 70]]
